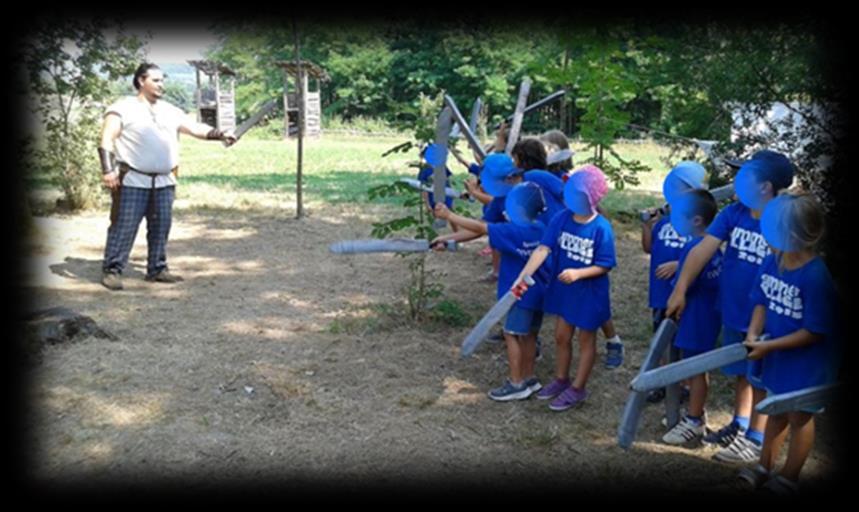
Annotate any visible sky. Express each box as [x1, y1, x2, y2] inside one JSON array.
[[125, 23, 220, 65]]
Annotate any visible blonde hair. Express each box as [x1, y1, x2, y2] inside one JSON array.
[[786, 193, 826, 251], [773, 192, 826, 272]]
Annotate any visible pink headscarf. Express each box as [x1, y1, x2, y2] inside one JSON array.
[[570, 164, 609, 211]]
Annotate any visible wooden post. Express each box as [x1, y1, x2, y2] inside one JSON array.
[[213, 72, 221, 130], [294, 21, 304, 219], [194, 68, 202, 123], [288, 68, 289, 139]]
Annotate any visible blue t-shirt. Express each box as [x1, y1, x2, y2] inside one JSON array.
[[523, 170, 565, 226], [487, 223, 549, 311], [540, 209, 616, 331], [673, 236, 722, 352], [417, 166, 454, 209], [649, 217, 689, 309], [750, 255, 840, 394], [482, 195, 507, 223], [707, 202, 770, 331]]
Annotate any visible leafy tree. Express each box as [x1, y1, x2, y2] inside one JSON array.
[[544, 28, 651, 188], [19, 19, 146, 209]]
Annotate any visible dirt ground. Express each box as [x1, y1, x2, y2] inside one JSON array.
[[20, 202, 841, 494]]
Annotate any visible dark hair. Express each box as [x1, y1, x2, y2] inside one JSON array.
[[749, 150, 795, 193], [133, 62, 161, 90], [687, 189, 718, 226], [540, 130, 573, 173], [511, 138, 547, 171]]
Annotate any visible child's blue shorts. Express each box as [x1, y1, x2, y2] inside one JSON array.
[[681, 347, 708, 359], [652, 308, 667, 334], [504, 304, 544, 335], [719, 325, 766, 389]]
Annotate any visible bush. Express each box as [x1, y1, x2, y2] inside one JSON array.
[[33, 113, 105, 210]]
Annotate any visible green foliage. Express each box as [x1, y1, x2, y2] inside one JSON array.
[[207, 23, 560, 132], [428, 299, 471, 328], [544, 28, 651, 188], [367, 181, 437, 241], [163, 82, 193, 113], [404, 254, 444, 323], [19, 19, 147, 210], [37, 111, 104, 209]]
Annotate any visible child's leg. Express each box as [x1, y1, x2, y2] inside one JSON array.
[[572, 329, 597, 390], [521, 331, 538, 379], [687, 372, 708, 418], [553, 317, 575, 380], [491, 250, 500, 276], [760, 413, 789, 471], [602, 319, 623, 369], [748, 385, 769, 439], [504, 333, 524, 383], [735, 376, 753, 419], [601, 320, 616, 338], [780, 412, 815, 482]]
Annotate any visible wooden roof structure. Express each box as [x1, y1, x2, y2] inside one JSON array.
[[187, 60, 238, 77], [275, 60, 330, 81]]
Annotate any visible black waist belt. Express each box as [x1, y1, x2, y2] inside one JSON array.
[[118, 163, 170, 188]]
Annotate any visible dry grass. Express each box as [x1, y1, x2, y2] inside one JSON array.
[[22, 200, 840, 491]]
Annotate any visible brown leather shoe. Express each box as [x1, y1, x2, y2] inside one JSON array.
[[145, 270, 184, 283]]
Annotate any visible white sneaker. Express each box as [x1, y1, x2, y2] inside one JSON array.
[[662, 416, 705, 445], [713, 434, 762, 463]]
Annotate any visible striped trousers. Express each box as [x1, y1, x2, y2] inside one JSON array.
[[102, 185, 175, 277]]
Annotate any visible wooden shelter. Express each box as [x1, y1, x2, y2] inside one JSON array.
[[275, 60, 330, 138], [188, 60, 237, 132]]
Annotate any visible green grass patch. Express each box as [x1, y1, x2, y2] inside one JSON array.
[[25, 132, 684, 217]]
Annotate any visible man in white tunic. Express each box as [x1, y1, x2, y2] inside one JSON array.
[[98, 63, 235, 290]]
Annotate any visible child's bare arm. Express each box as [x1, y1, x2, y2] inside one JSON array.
[[434, 203, 487, 235], [447, 212, 487, 235], [667, 235, 723, 319], [558, 265, 610, 284], [654, 260, 679, 279], [641, 218, 656, 253], [516, 245, 550, 284], [464, 180, 493, 204], [744, 328, 824, 360], [745, 305, 767, 340], [430, 228, 483, 249]]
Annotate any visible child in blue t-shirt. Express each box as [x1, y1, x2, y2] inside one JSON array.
[[433, 154, 566, 283], [641, 162, 705, 402], [516, 165, 615, 412], [644, 161, 706, 331], [736, 193, 840, 493], [432, 182, 550, 401], [667, 150, 795, 462], [661, 189, 722, 445]]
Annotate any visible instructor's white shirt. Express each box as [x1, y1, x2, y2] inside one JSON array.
[[106, 96, 186, 188]]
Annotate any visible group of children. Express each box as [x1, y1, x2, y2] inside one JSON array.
[[414, 128, 840, 492]]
